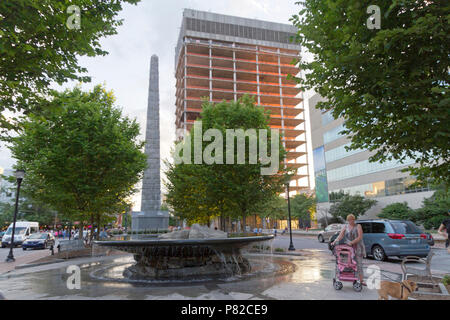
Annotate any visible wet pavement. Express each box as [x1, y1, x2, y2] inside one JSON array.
[[0, 250, 381, 300]]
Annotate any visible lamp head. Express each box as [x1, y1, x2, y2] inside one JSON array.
[[14, 169, 25, 181]]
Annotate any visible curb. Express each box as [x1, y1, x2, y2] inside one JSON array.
[[15, 259, 66, 270]]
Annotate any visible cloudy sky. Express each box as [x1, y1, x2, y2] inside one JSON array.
[[0, 0, 316, 210]]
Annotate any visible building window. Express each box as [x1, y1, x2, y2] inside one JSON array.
[[326, 157, 416, 183], [323, 124, 345, 144], [321, 111, 335, 126], [328, 177, 430, 200], [325, 143, 363, 163]]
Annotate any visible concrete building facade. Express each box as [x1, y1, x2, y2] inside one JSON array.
[[174, 9, 309, 192], [308, 93, 434, 220]]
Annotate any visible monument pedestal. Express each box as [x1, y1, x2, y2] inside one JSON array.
[[131, 210, 169, 231]]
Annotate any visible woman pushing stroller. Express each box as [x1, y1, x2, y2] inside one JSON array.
[[331, 214, 366, 286]]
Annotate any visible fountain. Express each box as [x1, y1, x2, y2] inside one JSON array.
[[93, 54, 274, 282], [94, 224, 274, 280]]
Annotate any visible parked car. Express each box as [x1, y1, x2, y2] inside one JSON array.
[[424, 232, 435, 246], [318, 223, 344, 243], [22, 232, 55, 250], [1, 221, 39, 248], [357, 219, 430, 261]]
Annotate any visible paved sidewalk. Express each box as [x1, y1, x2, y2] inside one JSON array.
[[0, 249, 52, 275]]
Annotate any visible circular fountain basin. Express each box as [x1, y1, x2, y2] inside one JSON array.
[[94, 235, 274, 280]]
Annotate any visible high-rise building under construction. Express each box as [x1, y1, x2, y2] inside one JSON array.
[[175, 9, 309, 192]]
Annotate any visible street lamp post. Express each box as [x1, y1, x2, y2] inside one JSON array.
[[286, 183, 295, 251], [6, 169, 25, 263]]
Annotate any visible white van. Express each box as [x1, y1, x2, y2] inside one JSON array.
[[1, 221, 39, 248]]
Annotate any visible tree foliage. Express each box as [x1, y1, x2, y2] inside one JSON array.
[[256, 195, 287, 222], [290, 193, 316, 226], [329, 194, 377, 220], [291, 1, 450, 186], [378, 202, 416, 221], [9, 85, 147, 229], [414, 186, 450, 229], [0, 0, 140, 137], [165, 96, 292, 227]]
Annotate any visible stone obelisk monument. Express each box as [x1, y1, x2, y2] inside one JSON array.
[[132, 54, 169, 231]]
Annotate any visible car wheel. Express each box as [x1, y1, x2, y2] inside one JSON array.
[[318, 235, 324, 243], [22, 247, 26, 251], [372, 245, 387, 261]]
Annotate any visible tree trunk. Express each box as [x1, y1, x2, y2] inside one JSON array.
[[242, 216, 246, 233], [78, 223, 84, 246]]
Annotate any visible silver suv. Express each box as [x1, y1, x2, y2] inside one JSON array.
[[357, 219, 430, 261]]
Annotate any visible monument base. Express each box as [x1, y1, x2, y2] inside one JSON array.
[[131, 210, 169, 231]]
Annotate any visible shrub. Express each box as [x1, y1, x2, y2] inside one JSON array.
[[443, 275, 450, 286], [378, 202, 416, 220]]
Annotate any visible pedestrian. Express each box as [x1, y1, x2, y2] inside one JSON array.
[[331, 214, 366, 286], [438, 210, 450, 253], [99, 229, 108, 240]]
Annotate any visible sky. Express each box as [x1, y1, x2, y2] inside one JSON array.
[[0, 0, 316, 211]]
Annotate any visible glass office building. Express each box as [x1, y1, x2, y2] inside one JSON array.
[[308, 93, 434, 218]]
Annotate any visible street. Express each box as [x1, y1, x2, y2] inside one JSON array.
[[0, 240, 59, 262], [271, 234, 450, 275]]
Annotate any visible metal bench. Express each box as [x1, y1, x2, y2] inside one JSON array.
[[401, 252, 436, 286]]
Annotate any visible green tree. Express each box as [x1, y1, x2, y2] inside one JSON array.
[[0, 0, 140, 137], [329, 194, 377, 221], [291, 1, 449, 186], [291, 193, 316, 228], [165, 96, 292, 229], [257, 195, 287, 226], [329, 190, 347, 202], [414, 186, 450, 229], [378, 202, 416, 221], [9, 85, 147, 241]]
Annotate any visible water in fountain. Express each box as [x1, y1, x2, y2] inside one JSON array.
[[94, 224, 273, 281]]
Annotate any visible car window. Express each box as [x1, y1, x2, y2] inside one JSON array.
[[391, 221, 421, 234], [359, 222, 371, 234], [372, 223, 386, 233]]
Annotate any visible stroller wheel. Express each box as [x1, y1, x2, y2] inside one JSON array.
[[353, 280, 362, 292], [333, 279, 343, 290]]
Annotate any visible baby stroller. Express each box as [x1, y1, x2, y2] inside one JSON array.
[[333, 244, 362, 292]]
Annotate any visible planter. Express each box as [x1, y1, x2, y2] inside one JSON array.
[[408, 275, 450, 300]]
